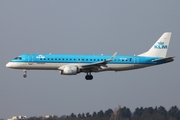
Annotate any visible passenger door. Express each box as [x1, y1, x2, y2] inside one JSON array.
[[134, 55, 139, 66], [28, 55, 34, 65]]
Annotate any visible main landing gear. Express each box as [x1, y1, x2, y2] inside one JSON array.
[[23, 70, 27, 78], [85, 72, 93, 80]]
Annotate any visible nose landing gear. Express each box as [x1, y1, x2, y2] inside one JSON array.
[[85, 72, 93, 80], [23, 70, 27, 78]]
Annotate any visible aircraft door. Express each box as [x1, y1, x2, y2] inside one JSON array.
[[28, 55, 34, 65], [134, 55, 139, 66]]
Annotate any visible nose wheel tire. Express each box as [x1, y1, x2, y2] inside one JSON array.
[[23, 74, 27, 78], [23, 70, 27, 78]]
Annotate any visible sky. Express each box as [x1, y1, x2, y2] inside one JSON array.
[[0, 0, 180, 119]]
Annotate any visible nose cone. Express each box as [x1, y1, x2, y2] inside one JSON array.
[[6, 62, 12, 68]]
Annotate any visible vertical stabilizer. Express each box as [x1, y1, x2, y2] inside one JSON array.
[[139, 32, 172, 58]]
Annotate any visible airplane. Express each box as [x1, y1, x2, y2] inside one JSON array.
[[6, 32, 174, 80]]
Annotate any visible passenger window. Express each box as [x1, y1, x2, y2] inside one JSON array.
[[44, 58, 46, 60], [86, 59, 88, 61], [51, 58, 53, 60]]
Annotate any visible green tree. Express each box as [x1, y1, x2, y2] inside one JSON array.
[[97, 110, 104, 117], [92, 111, 97, 117], [70, 113, 76, 119], [168, 106, 180, 120], [158, 106, 167, 116], [104, 108, 113, 117], [133, 107, 144, 116], [81, 113, 85, 118], [144, 107, 154, 115], [77, 113, 82, 118], [85, 112, 91, 118], [119, 107, 131, 120]]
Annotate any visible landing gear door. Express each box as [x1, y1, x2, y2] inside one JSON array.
[[28, 55, 34, 65]]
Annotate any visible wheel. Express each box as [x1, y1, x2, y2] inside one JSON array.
[[85, 75, 89, 80], [23, 74, 27, 78], [89, 75, 93, 80], [23, 69, 27, 78], [85, 75, 93, 80]]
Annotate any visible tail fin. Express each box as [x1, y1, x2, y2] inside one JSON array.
[[138, 32, 172, 58]]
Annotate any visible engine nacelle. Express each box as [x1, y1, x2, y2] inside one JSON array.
[[60, 66, 80, 75]]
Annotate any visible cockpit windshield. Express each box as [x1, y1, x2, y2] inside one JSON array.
[[14, 57, 22, 60]]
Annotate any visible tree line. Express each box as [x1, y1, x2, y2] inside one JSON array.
[[17, 105, 180, 120]]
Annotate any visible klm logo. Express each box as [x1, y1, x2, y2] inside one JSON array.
[[36, 55, 45, 59], [154, 41, 168, 49]]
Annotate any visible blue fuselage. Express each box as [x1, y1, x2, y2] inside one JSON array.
[[6, 54, 164, 72]]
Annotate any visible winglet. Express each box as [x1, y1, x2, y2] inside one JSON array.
[[106, 52, 117, 62]]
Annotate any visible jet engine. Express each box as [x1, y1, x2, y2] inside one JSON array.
[[60, 66, 80, 75]]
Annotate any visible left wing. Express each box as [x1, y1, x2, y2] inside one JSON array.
[[79, 52, 117, 71]]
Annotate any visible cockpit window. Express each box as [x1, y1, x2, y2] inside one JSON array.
[[14, 57, 22, 60]]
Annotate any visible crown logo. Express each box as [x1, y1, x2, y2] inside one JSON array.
[[158, 41, 164, 45]]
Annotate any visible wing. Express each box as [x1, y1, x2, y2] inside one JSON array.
[[79, 52, 117, 71]]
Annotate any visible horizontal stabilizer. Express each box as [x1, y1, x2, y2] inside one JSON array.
[[152, 56, 174, 62]]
